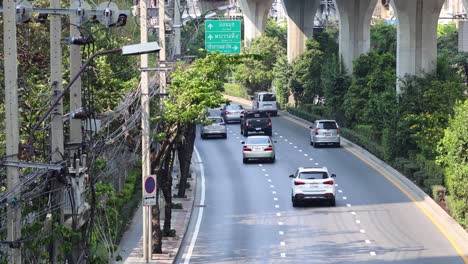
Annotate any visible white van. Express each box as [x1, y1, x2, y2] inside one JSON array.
[[252, 92, 278, 116]]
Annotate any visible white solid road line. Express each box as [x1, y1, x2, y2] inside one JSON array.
[[184, 147, 205, 264]]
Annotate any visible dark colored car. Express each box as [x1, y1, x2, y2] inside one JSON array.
[[240, 111, 272, 136]]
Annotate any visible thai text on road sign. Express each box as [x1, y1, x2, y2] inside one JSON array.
[[143, 175, 156, 206], [205, 20, 241, 54]]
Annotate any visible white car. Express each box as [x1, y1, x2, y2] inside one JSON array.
[[289, 167, 336, 207], [241, 135, 276, 163]]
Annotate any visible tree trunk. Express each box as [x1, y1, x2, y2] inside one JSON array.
[[177, 123, 196, 198], [152, 190, 163, 253], [162, 147, 175, 233]]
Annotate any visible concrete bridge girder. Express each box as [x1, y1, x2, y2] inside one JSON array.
[[391, 0, 445, 93], [282, 0, 320, 62], [238, 0, 275, 41], [334, 0, 377, 73]]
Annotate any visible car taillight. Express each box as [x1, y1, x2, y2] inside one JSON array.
[[264, 145, 273, 151], [323, 180, 334, 185], [294, 181, 305, 186], [225, 111, 231, 114], [241, 110, 245, 114], [246, 120, 250, 126], [243, 146, 252, 151], [337, 128, 340, 134], [268, 120, 272, 126], [219, 122, 225, 126], [315, 128, 319, 135]]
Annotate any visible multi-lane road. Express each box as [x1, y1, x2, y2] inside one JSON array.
[[176, 110, 467, 264]]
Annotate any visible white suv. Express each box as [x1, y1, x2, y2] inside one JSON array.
[[289, 167, 336, 207]]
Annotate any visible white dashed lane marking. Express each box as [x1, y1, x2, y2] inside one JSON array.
[[289, 142, 293, 145], [346, 204, 351, 207], [276, 213, 281, 216], [299, 149, 302, 152], [274, 197, 278, 201], [351, 212, 356, 215], [343, 197, 347, 200], [274, 133, 278, 135], [304, 154, 308, 156], [315, 162, 319, 165], [309, 158, 313, 161], [272, 191, 276, 194], [236, 137, 239, 139], [270, 185, 275, 188], [356, 220, 361, 224], [268, 179, 272, 182], [335, 184, 338, 186], [259, 164, 263, 167], [262, 169, 266, 172], [265, 174, 269, 177], [365, 239, 371, 244], [285, 139, 288, 141], [280, 136, 283, 138], [275, 205, 280, 208], [338, 190, 343, 193], [280, 242, 286, 246], [278, 222, 284, 225], [370, 251, 376, 256], [281, 253, 286, 258], [279, 231, 284, 235], [360, 229, 366, 233]]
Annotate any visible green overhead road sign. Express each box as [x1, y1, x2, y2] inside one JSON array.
[[205, 20, 241, 54]]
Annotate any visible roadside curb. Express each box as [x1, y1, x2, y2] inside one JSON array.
[[224, 93, 468, 261]]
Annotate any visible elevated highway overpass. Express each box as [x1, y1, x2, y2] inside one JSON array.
[[199, 0, 465, 92]]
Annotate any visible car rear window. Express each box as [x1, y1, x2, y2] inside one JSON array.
[[226, 104, 243, 110], [245, 112, 269, 118], [246, 137, 270, 144], [260, 94, 276, 102], [318, 121, 337, 129], [299, 171, 328, 179], [208, 117, 223, 123]]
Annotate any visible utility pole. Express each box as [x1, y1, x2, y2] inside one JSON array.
[[159, 0, 167, 94], [69, 0, 83, 152], [174, 0, 182, 56], [140, 0, 151, 260], [3, 0, 21, 263], [50, 0, 65, 261]]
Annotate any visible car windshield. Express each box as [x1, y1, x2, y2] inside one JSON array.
[[226, 104, 243, 110], [260, 94, 276, 102], [246, 137, 270, 144], [318, 121, 337, 129], [299, 171, 328, 179]]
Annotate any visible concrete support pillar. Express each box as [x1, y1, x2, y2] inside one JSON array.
[[282, 0, 320, 62], [334, 0, 377, 73], [238, 0, 274, 41], [392, 0, 444, 93], [199, 0, 231, 14]]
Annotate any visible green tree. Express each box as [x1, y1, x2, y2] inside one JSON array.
[[321, 54, 351, 123], [265, 18, 287, 48], [437, 99, 468, 228], [272, 55, 292, 107], [290, 39, 323, 106], [370, 21, 397, 54], [234, 36, 285, 95]]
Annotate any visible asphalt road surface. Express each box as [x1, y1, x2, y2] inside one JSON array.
[[176, 111, 465, 264]]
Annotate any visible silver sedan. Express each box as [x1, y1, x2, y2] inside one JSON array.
[[200, 117, 227, 139], [242, 135, 276, 163]]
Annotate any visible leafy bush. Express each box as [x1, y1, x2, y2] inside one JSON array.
[[432, 185, 446, 202], [340, 128, 385, 161], [285, 106, 322, 122]]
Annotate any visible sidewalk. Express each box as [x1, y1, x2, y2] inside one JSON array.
[[117, 164, 196, 264]]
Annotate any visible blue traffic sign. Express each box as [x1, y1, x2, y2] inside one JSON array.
[[145, 177, 156, 194]]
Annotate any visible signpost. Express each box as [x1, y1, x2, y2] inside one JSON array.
[[143, 175, 156, 206], [205, 20, 241, 54]]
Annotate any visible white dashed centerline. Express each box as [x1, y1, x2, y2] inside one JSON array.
[[360, 229, 366, 233], [280, 242, 286, 246], [274, 197, 278, 201], [356, 220, 361, 224], [278, 222, 284, 225], [370, 251, 376, 256], [278, 231, 284, 235], [275, 205, 280, 208], [365, 239, 371, 244], [276, 213, 281, 217], [343, 197, 347, 200], [281, 253, 286, 258]]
